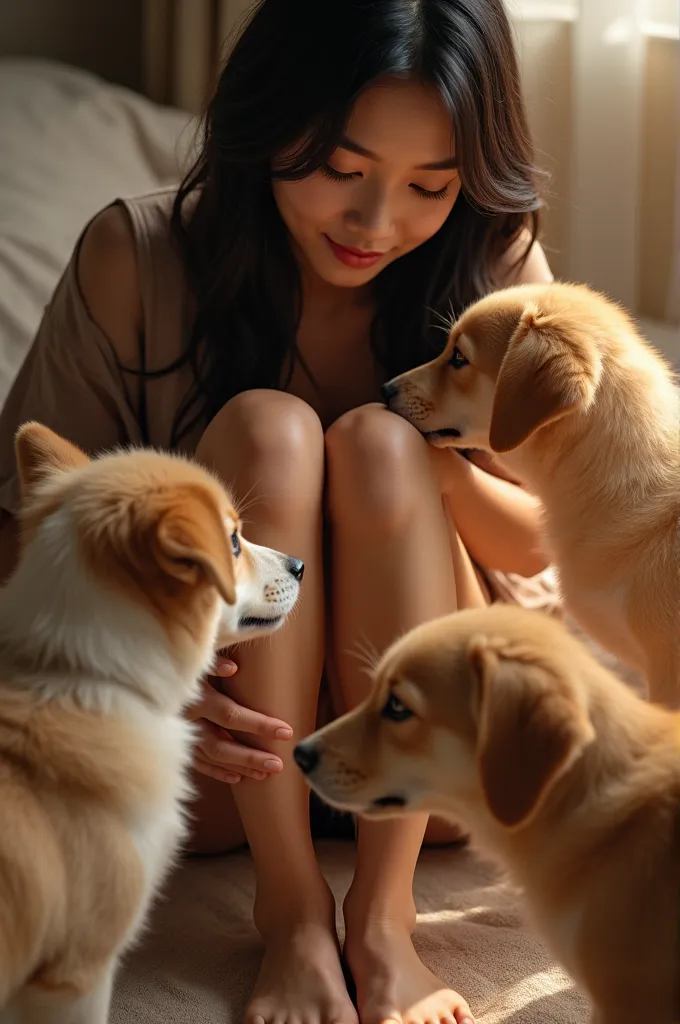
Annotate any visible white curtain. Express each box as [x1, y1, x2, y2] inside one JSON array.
[[568, 0, 678, 322]]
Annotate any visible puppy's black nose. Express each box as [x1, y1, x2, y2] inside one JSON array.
[[286, 557, 305, 582], [293, 742, 319, 775], [381, 381, 399, 405]]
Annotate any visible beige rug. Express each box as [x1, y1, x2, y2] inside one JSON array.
[[111, 841, 587, 1024]]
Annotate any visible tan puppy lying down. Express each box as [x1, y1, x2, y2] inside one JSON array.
[[295, 605, 680, 1024], [381, 282, 680, 707], [0, 423, 303, 1024]]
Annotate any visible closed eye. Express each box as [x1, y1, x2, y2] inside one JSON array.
[[449, 346, 469, 370], [410, 183, 451, 200], [381, 692, 414, 723], [321, 165, 453, 201], [321, 165, 359, 183]]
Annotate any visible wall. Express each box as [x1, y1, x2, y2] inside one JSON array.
[[0, 0, 142, 90]]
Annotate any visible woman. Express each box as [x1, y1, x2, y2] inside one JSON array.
[[0, 2, 558, 1023]]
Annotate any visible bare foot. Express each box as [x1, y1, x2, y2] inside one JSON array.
[[246, 918, 359, 1024], [344, 924, 474, 1024]]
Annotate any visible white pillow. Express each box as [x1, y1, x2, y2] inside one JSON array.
[[0, 57, 195, 402]]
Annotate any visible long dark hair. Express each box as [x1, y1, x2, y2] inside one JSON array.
[[165, 0, 545, 444]]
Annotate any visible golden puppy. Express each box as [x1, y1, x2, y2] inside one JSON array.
[[0, 423, 302, 1024], [295, 605, 680, 1023], [381, 282, 680, 707]]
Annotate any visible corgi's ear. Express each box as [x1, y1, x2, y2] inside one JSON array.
[[15, 422, 90, 496], [467, 633, 594, 828], [152, 492, 237, 605], [489, 305, 601, 453]]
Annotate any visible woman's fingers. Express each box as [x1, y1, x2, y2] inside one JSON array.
[[212, 655, 238, 678], [194, 720, 284, 777], [193, 758, 243, 784], [190, 681, 293, 741]]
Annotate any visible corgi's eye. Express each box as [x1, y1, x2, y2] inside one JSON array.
[[381, 692, 414, 723], [449, 346, 469, 370], [231, 530, 241, 557]]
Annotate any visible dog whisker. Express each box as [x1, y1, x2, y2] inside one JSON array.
[[345, 636, 381, 677]]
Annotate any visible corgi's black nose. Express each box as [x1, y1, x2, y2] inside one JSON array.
[[293, 742, 319, 775], [381, 381, 399, 405], [286, 557, 305, 581]]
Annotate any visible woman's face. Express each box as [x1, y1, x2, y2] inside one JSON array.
[[272, 78, 460, 288]]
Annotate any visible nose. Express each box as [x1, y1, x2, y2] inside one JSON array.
[[381, 381, 399, 406], [349, 183, 394, 239], [293, 741, 319, 775], [286, 557, 305, 582]]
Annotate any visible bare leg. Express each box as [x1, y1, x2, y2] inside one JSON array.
[[196, 391, 357, 1024], [326, 406, 485, 1024]]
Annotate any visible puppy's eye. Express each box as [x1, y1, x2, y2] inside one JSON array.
[[381, 692, 414, 723], [231, 530, 241, 557], [449, 346, 469, 370]]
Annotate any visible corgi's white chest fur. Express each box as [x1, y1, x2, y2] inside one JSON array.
[[0, 512, 210, 954], [122, 710, 197, 944]]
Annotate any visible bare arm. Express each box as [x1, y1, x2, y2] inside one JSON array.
[[432, 447, 548, 576]]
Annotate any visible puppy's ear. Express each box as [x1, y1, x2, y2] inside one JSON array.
[[153, 492, 237, 605], [489, 305, 601, 453], [468, 634, 594, 828], [15, 422, 89, 496]]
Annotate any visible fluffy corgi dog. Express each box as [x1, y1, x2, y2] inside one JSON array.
[[0, 423, 303, 1024], [382, 282, 680, 707], [296, 605, 680, 1023]]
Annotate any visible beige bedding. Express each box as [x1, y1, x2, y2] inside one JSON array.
[[0, 58, 193, 404], [0, 58, 649, 1024]]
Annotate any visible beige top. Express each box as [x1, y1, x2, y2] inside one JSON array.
[[0, 187, 560, 612], [0, 189, 201, 515]]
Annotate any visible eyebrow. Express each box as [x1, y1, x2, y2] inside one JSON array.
[[338, 135, 457, 171]]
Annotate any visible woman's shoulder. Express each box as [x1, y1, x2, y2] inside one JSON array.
[[77, 202, 144, 371], [78, 188, 190, 371], [494, 228, 554, 288]]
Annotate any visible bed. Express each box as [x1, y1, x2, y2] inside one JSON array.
[[0, 56, 649, 1024]]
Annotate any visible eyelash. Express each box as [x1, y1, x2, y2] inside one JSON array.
[[319, 165, 450, 200]]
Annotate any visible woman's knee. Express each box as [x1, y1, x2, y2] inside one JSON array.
[[196, 390, 325, 511], [325, 403, 435, 531]]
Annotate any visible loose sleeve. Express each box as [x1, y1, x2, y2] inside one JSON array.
[[0, 249, 144, 515]]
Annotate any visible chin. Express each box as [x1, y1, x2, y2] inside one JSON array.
[[216, 611, 286, 648]]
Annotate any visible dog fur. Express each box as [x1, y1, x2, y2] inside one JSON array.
[[0, 423, 302, 1023], [296, 604, 680, 1023], [383, 282, 680, 707]]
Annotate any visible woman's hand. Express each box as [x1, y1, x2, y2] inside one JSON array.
[[186, 656, 294, 784]]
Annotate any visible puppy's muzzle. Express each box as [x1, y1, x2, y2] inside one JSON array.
[[293, 740, 319, 775], [286, 557, 305, 582], [381, 380, 399, 407]]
